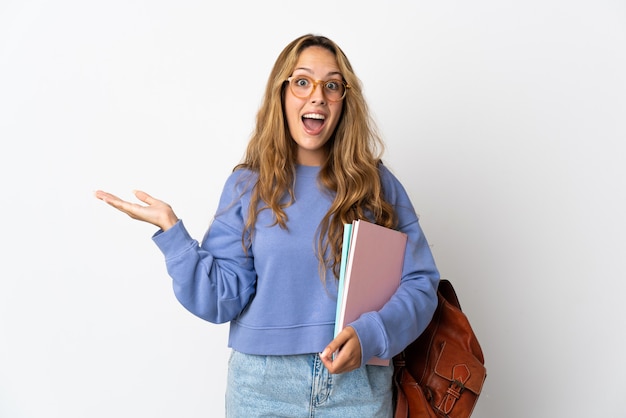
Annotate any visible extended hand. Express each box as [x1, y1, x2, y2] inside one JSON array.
[[319, 326, 362, 374], [94, 189, 178, 231]]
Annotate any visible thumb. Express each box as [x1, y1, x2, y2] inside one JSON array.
[[133, 190, 154, 205], [320, 326, 354, 362]]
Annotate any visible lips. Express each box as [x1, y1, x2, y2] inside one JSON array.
[[302, 113, 326, 134]]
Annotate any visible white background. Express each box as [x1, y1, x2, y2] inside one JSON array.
[[1, 1, 625, 417]]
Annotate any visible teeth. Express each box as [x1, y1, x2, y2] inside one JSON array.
[[303, 113, 325, 120]]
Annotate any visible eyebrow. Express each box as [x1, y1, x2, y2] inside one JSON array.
[[292, 67, 343, 78]]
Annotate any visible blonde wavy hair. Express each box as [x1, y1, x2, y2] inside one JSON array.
[[235, 34, 397, 282]]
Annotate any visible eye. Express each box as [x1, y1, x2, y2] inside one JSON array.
[[325, 80, 341, 91], [294, 77, 310, 87]]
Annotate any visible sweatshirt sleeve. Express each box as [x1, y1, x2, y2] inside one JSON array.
[[152, 170, 257, 324], [348, 165, 440, 367]]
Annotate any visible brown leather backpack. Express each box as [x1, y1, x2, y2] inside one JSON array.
[[393, 279, 486, 418]]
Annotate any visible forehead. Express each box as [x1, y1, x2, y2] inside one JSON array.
[[293, 46, 340, 74]]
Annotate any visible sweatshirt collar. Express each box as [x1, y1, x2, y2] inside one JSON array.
[[296, 164, 321, 178]]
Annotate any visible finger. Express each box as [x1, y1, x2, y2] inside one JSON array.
[[335, 342, 359, 370], [95, 191, 131, 211], [321, 346, 356, 374], [133, 190, 155, 205], [107, 198, 139, 216], [94, 190, 121, 203], [319, 340, 339, 369], [95, 190, 140, 215], [319, 348, 338, 372], [320, 331, 353, 373], [321, 333, 348, 363]]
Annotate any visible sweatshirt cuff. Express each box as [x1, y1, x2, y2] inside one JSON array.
[[152, 219, 195, 258], [349, 312, 388, 368]]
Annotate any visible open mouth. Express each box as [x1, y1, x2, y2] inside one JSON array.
[[302, 113, 326, 134]]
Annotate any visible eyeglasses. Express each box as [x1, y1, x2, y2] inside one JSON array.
[[286, 75, 350, 102]]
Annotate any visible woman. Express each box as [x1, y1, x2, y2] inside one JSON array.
[[95, 34, 439, 417]]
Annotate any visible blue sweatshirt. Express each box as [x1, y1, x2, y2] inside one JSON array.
[[153, 164, 439, 367]]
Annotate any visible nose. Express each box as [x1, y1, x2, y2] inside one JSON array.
[[310, 82, 327, 104]]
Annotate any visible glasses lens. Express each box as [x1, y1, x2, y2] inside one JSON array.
[[324, 80, 345, 101], [290, 76, 313, 99]]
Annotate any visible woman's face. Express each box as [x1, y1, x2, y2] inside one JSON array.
[[284, 46, 344, 166]]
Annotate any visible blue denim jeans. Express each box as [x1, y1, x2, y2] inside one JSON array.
[[225, 350, 394, 417]]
